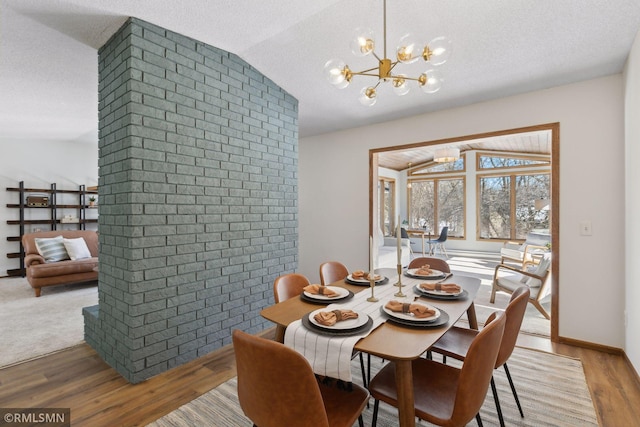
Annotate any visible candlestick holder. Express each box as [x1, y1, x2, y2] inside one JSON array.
[[394, 263, 406, 297], [367, 276, 378, 302]]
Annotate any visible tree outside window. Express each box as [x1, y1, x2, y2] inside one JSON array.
[[409, 178, 465, 237], [479, 173, 549, 240]]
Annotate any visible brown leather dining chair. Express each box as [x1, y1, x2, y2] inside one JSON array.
[[431, 286, 530, 427], [408, 256, 451, 273], [273, 273, 310, 303], [369, 310, 506, 427], [319, 261, 349, 286], [272, 272, 368, 387], [233, 330, 369, 427]]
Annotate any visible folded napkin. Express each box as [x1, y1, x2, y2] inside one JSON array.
[[414, 265, 433, 275], [385, 300, 436, 318], [303, 284, 339, 297], [313, 309, 359, 326], [420, 282, 461, 293]]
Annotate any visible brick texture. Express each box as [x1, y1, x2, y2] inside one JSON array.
[[84, 18, 298, 383]]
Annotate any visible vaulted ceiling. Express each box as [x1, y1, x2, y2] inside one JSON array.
[[1, 0, 639, 145]]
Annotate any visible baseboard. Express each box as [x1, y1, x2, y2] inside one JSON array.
[[557, 335, 624, 355], [622, 351, 640, 391]]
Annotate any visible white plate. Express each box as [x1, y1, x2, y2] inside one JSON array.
[[347, 273, 383, 283], [308, 308, 369, 330], [406, 268, 445, 279], [415, 283, 463, 296], [303, 286, 350, 300], [382, 301, 441, 322]]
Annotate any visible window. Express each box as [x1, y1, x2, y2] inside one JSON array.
[[478, 172, 550, 240], [478, 153, 550, 170], [379, 177, 395, 236], [408, 177, 465, 237]]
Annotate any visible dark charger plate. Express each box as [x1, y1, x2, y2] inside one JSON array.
[[300, 290, 354, 305], [414, 285, 469, 301], [344, 276, 389, 286], [379, 306, 450, 329]]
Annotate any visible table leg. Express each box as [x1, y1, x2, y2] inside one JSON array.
[[395, 360, 415, 427], [467, 302, 479, 330], [275, 325, 286, 343]]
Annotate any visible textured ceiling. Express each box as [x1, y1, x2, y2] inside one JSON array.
[[1, 0, 639, 145]]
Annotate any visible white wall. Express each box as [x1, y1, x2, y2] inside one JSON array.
[[624, 30, 640, 374], [300, 75, 625, 348], [0, 140, 98, 276]]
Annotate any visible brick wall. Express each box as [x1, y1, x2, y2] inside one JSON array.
[[84, 18, 298, 383]]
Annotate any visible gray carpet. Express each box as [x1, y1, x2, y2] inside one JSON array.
[[0, 276, 97, 367], [148, 347, 597, 426]]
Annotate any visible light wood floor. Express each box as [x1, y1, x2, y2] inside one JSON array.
[[0, 329, 639, 426]]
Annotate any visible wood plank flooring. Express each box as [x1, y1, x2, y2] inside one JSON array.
[[1, 329, 639, 427]]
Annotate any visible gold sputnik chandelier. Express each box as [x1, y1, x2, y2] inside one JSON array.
[[323, 0, 452, 106]]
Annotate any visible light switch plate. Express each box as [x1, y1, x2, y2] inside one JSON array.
[[579, 220, 592, 236]]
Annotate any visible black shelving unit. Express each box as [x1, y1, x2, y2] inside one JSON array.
[[5, 181, 98, 277]]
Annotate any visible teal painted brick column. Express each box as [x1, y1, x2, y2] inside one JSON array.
[[85, 17, 298, 383]]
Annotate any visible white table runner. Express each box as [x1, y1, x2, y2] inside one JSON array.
[[284, 274, 431, 382]]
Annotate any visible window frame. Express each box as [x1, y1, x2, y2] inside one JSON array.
[[407, 174, 466, 239], [476, 169, 550, 242]]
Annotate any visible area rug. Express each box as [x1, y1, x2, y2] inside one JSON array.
[[0, 276, 97, 368], [148, 347, 598, 427]]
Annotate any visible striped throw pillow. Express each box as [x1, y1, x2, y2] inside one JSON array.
[[34, 236, 70, 262]]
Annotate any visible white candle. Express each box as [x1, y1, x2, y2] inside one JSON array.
[[397, 217, 402, 265], [369, 235, 373, 275]]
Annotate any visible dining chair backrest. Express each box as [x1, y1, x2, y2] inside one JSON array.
[[451, 310, 506, 426], [273, 273, 310, 303], [408, 257, 451, 273], [232, 329, 331, 427], [496, 286, 530, 368], [436, 226, 449, 243], [319, 261, 349, 286]]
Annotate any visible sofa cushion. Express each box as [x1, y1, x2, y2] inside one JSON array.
[[28, 257, 98, 278], [35, 236, 70, 262], [63, 237, 92, 260]]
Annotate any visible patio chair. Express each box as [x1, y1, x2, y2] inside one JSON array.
[[491, 254, 551, 319], [427, 226, 449, 258]]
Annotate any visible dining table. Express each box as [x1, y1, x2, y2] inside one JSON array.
[[406, 229, 434, 256], [260, 267, 480, 427]]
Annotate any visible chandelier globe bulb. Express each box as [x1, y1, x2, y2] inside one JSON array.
[[392, 75, 410, 96], [350, 27, 375, 57], [359, 86, 377, 106], [396, 33, 420, 64], [323, 59, 350, 88], [424, 36, 452, 66], [419, 69, 443, 94]]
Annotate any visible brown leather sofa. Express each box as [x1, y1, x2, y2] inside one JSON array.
[[22, 230, 98, 297]]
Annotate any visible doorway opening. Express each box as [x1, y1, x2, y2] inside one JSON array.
[[369, 123, 559, 341]]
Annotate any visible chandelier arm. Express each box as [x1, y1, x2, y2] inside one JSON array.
[[397, 76, 424, 82], [352, 65, 381, 74], [350, 72, 383, 78], [371, 51, 382, 62]]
